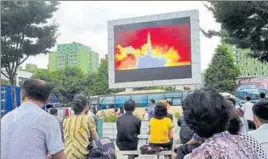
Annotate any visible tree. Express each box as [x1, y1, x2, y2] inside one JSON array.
[[33, 67, 89, 106], [33, 69, 54, 82], [1, 1, 59, 108], [89, 60, 110, 95], [202, 1, 268, 62], [89, 60, 123, 96], [204, 44, 240, 93]]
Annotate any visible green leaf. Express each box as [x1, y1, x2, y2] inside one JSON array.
[[203, 1, 268, 62], [1, 1, 60, 108], [204, 44, 240, 93]]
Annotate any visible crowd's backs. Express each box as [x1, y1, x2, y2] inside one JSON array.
[[2, 78, 267, 159]]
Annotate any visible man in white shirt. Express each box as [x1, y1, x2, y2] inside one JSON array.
[[1, 79, 65, 159], [249, 101, 268, 156], [243, 96, 254, 121], [242, 96, 258, 130]]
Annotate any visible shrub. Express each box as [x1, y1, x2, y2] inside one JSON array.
[[103, 113, 117, 123], [174, 112, 181, 119], [134, 112, 143, 121]]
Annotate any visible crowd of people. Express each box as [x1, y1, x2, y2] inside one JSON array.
[[176, 88, 268, 159], [1, 78, 268, 159]]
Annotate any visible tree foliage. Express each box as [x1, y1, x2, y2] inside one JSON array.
[[33, 61, 123, 105], [203, 1, 268, 62], [89, 60, 123, 95], [34, 67, 88, 106], [1, 1, 59, 107], [204, 44, 240, 93]]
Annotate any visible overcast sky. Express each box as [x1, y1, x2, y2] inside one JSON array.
[[23, 1, 221, 71]]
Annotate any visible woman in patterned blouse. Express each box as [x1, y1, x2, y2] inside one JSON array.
[[182, 88, 265, 159]]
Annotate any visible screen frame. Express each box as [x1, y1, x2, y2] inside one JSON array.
[[108, 10, 201, 89]]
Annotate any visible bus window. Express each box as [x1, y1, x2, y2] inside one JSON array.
[[148, 93, 165, 103], [131, 94, 148, 107], [100, 96, 114, 109], [90, 99, 98, 105], [173, 98, 182, 106], [90, 97, 100, 110], [165, 98, 173, 106], [115, 95, 130, 108], [183, 91, 189, 99], [165, 92, 183, 98], [90, 97, 99, 105]]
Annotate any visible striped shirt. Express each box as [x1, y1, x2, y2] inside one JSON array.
[[63, 114, 96, 159]]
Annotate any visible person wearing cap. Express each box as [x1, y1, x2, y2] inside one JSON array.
[[249, 101, 268, 155], [63, 94, 99, 159], [148, 99, 156, 120]]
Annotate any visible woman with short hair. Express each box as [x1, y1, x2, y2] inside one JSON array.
[[149, 103, 173, 150], [183, 88, 261, 159]]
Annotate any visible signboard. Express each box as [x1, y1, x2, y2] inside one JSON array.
[[108, 10, 201, 88]]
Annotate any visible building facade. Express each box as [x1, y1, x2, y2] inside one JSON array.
[[232, 47, 268, 77], [49, 42, 99, 73]]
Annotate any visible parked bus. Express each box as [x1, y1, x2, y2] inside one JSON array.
[[89, 90, 190, 111]]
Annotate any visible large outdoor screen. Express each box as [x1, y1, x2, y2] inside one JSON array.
[[113, 17, 192, 83]]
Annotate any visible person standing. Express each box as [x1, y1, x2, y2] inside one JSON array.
[[148, 99, 156, 120], [50, 108, 64, 142], [260, 92, 266, 102], [117, 105, 125, 117], [1, 79, 65, 159], [63, 94, 99, 159], [242, 96, 256, 130], [143, 108, 149, 121], [116, 100, 141, 150], [243, 96, 254, 121], [226, 97, 249, 133], [113, 108, 118, 116]]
